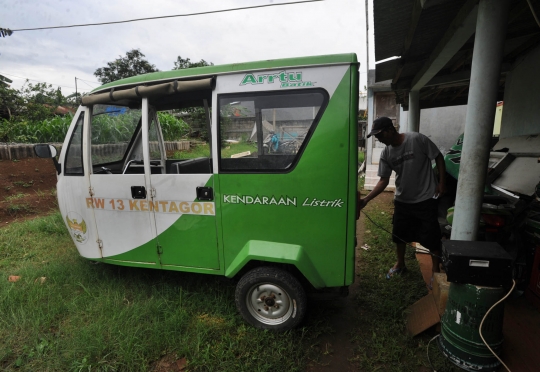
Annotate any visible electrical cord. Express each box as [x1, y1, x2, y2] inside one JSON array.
[[426, 334, 440, 372], [479, 279, 515, 372], [527, 0, 540, 28], [360, 210, 443, 260]]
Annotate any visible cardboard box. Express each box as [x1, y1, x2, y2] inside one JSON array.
[[406, 273, 450, 336], [432, 272, 450, 316], [406, 294, 440, 336]]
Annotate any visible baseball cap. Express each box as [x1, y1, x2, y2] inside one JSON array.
[[367, 117, 394, 138]]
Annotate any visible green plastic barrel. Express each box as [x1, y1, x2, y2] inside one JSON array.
[[438, 283, 506, 371]]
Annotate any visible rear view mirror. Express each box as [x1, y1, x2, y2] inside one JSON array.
[[34, 144, 58, 158], [34, 144, 61, 174]]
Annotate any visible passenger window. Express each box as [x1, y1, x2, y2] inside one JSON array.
[[90, 105, 142, 174], [149, 113, 163, 161], [64, 112, 84, 176], [218, 90, 327, 172]]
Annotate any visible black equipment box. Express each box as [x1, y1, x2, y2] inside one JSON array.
[[442, 240, 513, 287]]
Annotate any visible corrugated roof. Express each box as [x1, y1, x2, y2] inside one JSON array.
[[373, 1, 414, 61], [372, 0, 540, 110]]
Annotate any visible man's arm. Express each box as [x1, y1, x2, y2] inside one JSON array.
[[434, 153, 446, 197], [358, 177, 390, 212]]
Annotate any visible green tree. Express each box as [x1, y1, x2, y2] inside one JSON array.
[[65, 92, 83, 106], [0, 74, 13, 88], [171, 56, 213, 141], [18, 82, 67, 122], [94, 49, 158, 84], [0, 84, 23, 120], [173, 56, 213, 70]]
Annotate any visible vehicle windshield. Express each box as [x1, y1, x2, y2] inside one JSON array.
[[91, 105, 142, 166]]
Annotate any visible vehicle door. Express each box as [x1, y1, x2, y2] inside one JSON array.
[[87, 104, 159, 265], [56, 107, 101, 259], [214, 65, 353, 287], [147, 98, 220, 270]]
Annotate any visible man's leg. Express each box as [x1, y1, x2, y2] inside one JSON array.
[[396, 242, 406, 269], [389, 200, 410, 277], [387, 242, 407, 278]]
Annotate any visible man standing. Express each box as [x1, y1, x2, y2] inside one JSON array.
[[358, 117, 446, 282]]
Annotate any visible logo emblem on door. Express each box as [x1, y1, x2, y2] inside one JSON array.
[[66, 212, 88, 244]]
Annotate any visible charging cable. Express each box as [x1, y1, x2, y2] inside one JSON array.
[[426, 334, 440, 371], [479, 279, 516, 372]]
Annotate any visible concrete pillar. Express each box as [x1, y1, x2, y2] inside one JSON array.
[[366, 87, 375, 165], [451, 0, 510, 241], [399, 106, 409, 133], [408, 90, 420, 132]]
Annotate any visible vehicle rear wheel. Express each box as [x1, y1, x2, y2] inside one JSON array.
[[235, 266, 306, 331]]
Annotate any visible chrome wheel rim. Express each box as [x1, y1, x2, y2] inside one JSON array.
[[246, 283, 293, 325]]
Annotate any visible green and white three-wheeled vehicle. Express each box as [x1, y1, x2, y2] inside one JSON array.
[[36, 54, 360, 330]]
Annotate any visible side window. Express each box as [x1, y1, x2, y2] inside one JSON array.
[[218, 89, 327, 172], [90, 105, 142, 174], [64, 112, 84, 175], [148, 113, 163, 161]]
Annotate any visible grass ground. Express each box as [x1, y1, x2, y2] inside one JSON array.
[[0, 213, 316, 371], [1, 151, 459, 371], [358, 150, 365, 166]]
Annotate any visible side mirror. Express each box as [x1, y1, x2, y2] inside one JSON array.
[[33, 144, 61, 175], [34, 144, 58, 158]]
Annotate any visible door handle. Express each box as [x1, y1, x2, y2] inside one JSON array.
[[131, 186, 146, 199], [196, 187, 213, 201]]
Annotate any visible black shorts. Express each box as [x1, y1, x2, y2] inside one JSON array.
[[392, 198, 441, 251]]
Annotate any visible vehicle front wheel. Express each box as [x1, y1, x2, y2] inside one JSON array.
[[235, 266, 307, 331]]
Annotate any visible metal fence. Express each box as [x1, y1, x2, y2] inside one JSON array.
[[0, 141, 190, 160]]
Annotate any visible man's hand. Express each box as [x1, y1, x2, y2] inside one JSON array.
[[356, 177, 389, 219], [434, 153, 446, 198], [357, 198, 368, 219], [434, 182, 446, 198], [358, 198, 369, 210], [356, 191, 367, 219]]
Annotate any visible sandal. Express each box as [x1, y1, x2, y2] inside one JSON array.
[[386, 266, 407, 279]]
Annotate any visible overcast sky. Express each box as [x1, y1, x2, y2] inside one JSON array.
[[0, 0, 374, 96]]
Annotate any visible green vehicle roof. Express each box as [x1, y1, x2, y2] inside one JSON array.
[[92, 53, 358, 94]]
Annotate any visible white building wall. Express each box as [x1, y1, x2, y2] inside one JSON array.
[[359, 93, 368, 111], [500, 44, 540, 138], [399, 105, 467, 154]]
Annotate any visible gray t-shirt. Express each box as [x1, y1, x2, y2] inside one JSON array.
[[378, 132, 440, 203]]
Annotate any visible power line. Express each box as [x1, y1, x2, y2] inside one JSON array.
[[6, 1, 324, 32], [79, 81, 95, 89], [76, 78, 99, 89], [0, 71, 90, 91], [74, 77, 100, 85]]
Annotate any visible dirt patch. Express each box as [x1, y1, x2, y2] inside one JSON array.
[[151, 354, 187, 372], [0, 157, 59, 226]]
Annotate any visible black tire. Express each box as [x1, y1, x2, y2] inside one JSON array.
[[235, 266, 307, 331]]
